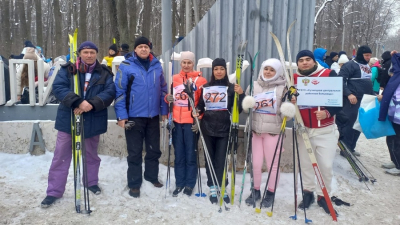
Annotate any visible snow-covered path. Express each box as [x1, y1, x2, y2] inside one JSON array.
[[0, 135, 399, 225]]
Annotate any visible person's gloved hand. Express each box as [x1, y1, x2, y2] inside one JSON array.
[[166, 94, 174, 103], [191, 120, 199, 133]]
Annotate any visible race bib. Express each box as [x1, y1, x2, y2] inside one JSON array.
[[253, 89, 277, 114], [358, 63, 372, 79], [173, 84, 190, 107], [203, 86, 228, 110]]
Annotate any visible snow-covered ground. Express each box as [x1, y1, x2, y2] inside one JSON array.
[[0, 135, 399, 225]]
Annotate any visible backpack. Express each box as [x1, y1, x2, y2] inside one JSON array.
[[376, 66, 385, 84]]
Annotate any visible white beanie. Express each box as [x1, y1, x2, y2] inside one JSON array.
[[258, 58, 283, 81], [23, 47, 38, 61], [180, 51, 195, 64], [338, 54, 349, 64]]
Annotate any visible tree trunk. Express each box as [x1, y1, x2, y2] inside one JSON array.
[[35, 0, 43, 47], [54, 0, 62, 57], [79, 0, 87, 44], [141, 0, 152, 38], [128, 0, 137, 49], [108, 0, 120, 46], [2, 0, 12, 55], [118, 0, 129, 47]]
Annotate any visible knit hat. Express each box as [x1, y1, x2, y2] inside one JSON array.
[[330, 52, 338, 58], [296, 50, 316, 64], [24, 40, 35, 48], [356, 45, 372, 64], [23, 47, 38, 61], [180, 51, 195, 64], [78, 41, 98, 53], [109, 44, 118, 52], [259, 58, 283, 80], [212, 58, 227, 70], [338, 54, 349, 64], [134, 36, 152, 49], [121, 43, 129, 51], [338, 51, 346, 57]]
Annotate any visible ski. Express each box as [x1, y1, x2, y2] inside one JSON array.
[[238, 51, 258, 208], [270, 30, 338, 221]]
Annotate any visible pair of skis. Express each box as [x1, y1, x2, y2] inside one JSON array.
[[69, 29, 91, 214]]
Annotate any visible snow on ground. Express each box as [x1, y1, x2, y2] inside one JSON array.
[[0, 135, 399, 225]]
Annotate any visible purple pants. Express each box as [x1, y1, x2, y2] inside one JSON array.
[[46, 131, 101, 198]]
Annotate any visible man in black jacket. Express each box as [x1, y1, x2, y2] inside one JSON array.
[[338, 46, 374, 156], [379, 51, 392, 90]]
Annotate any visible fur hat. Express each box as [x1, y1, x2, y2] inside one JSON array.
[[180, 51, 195, 64], [259, 58, 283, 80], [23, 47, 38, 61]]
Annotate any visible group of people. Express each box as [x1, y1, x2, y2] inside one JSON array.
[[35, 36, 399, 219]]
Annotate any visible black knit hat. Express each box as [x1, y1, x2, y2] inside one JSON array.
[[109, 44, 118, 52], [121, 43, 129, 51], [212, 58, 227, 70], [134, 36, 152, 49], [330, 52, 338, 58], [296, 50, 316, 64]]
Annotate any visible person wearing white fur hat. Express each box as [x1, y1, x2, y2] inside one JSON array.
[[292, 50, 342, 217], [241, 58, 294, 207], [165, 51, 207, 197]]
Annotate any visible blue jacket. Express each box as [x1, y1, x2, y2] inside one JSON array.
[[53, 61, 116, 138], [379, 53, 400, 121], [314, 48, 329, 68], [114, 53, 168, 119]]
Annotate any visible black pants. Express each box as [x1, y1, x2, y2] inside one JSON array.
[[338, 98, 361, 151], [125, 116, 161, 189], [203, 134, 229, 187], [386, 122, 400, 169]]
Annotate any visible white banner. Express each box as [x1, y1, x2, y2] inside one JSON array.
[[297, 77, 343, 107]]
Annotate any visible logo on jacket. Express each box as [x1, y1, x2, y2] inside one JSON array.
[[302, 78, 310, 86], [311, 79, 319, 85]]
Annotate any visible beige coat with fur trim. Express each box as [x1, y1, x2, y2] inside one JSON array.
[[245, 75, 286, 135]]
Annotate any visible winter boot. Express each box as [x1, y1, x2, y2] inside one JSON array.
[[245, 189, 261, 205], [209, 186, 218, 204], [351, 150, 360, 156], [223, 191, 230, 204], [317, 195, 339, 217], [41, 196, 58, 208], [382, 161, 396, 169], [183, 187, 193, 196], [129, 188, 140, 198], [88, 185, 101, 195], [298, 191, 315, 209], [172, 187, 183, 197], [386, 168, 400, 176], [261, 190, 275, 208]]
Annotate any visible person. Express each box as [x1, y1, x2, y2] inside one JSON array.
[[164, 51, 207, 197], [114, 36, 168, 198], [103, 44, 119, 69], [313, 48, 329, 68], [369, 57, 381, 95], [337, 46, 374, 156], [16, 47, 50, 103], [292, 50, 342, 216], [379, 51, 400, 174], [326, 52, 338, 68], [338, 51, 347, 58], [119, 43, 130, 57], [36, 46, 52, 64], [379, 51, 392, 90], [333, 53, 349, 74], [41, 41, 116, 208], [10, 40, 36, 59], [242, 58, 288, 207], [196, 58, 245, 204]]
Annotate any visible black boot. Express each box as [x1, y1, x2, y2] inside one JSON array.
[[183, 187, 193, 196], [173, 187, 183, 197], [298, 191, 315, 209], [317, 196, 339, 217], [41, 196, 58, 208], [88, 185, 101, 195], [245, 189, 261, 205], [209, 186, 218, 204], [261, 191, 275, 208]]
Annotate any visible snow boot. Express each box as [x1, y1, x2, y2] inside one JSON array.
[[382, 161, 396, 169], [317, 195, 339, 217], [223, 191, 230, 204], [386, 168, 400, 176], [41, 196, 58, 208], [261, 190, 275, 208], [129, 188, 140, 198], [183, 187, 193, 196], [209, 186, 218, 204], [245, 189, 261, 205], [173, 187, 183, 197], [88, 185, 101, 195], [298, 191, 315, 209]]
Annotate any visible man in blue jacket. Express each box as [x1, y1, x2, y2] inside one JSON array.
[[41, 41, 116, 208], [114, 36, 168, 198], [338, 45, 374, 156]]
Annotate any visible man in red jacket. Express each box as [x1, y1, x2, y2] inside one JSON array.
[[293, 50, 342, 216]]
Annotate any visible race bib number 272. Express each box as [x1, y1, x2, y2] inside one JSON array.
[[203, 86, 228, 110]]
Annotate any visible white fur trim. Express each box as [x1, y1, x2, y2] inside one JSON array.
[[242, 96, 256, 113], [280, 102, 296, 118]]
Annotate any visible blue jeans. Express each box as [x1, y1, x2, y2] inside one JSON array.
[[172, 122, 198, 188]]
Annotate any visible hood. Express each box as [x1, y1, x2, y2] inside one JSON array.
[[313, 48, 327, 61], [382, 51, 392, 62], [372, 61, 381, 68]]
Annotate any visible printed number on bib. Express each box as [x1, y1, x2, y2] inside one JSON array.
[[173, 84, 190, 107], [253, 89, 277, 114], [203, 86, 228, 110]]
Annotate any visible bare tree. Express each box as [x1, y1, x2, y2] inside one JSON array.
[[79, 0, 87, 44]]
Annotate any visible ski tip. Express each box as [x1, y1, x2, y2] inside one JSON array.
[[255, 208, 261, 213], [201, 193, 207, 197], [266, 211, 273, 217], [289, 215, 297, 220], [195, 193, 200, 197], [305, 218, 313, 224]]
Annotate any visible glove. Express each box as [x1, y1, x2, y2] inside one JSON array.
[[191, 120, 199, 133], [166, 94, 174, 103]]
